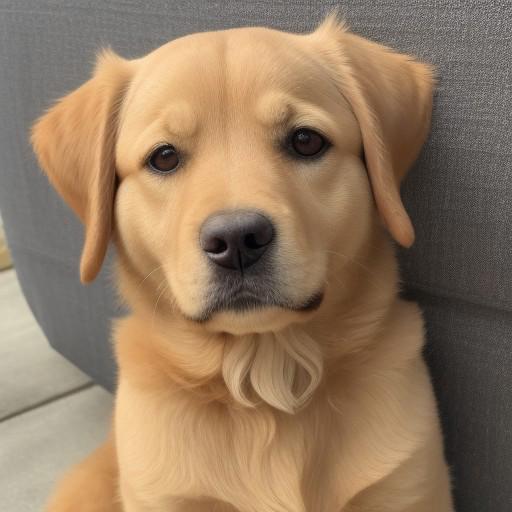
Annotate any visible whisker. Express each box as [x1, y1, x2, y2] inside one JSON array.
[[138, 264, 166, 289], [325, 249, 387, 293], [151, 280, 169, 328]]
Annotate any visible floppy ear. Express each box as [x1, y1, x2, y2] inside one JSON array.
[[31, 50, 133, 283], [314, 16, 435, 247]]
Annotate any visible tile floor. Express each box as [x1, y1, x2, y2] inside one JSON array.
[[0, 268, 113, 512]]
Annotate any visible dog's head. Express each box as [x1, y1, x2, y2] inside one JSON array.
[[32, 16, 433, 337]]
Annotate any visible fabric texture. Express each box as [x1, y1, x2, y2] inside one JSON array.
[[0, 1, 510, 510]]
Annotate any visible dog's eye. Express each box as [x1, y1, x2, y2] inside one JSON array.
[[290, 128, 327, 158], [147, 144, 180, 174]]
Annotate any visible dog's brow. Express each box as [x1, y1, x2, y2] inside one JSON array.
[[255, 93, 295, 128], [163, 103, 197, 138], [256, 94, 337, 137]]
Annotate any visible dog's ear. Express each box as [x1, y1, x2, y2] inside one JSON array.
[[31, 50, 133, 283], [314, 16, 435, 247]]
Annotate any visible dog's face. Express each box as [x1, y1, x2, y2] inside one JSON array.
[[114, 27, 366, 333], [32, 17, 434, 336]]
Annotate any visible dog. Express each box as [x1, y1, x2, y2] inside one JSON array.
[[31, 14, 454, 512]]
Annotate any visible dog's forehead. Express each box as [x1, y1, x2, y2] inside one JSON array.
[[125, 28, 333, 118]]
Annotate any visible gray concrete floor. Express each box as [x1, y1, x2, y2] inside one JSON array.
[[0, 268, 113, 512]]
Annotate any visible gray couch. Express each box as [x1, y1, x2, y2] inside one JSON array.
[[0, 1, 510, 510]]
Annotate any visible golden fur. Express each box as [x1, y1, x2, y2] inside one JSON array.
[[32, 15, 454, 512]]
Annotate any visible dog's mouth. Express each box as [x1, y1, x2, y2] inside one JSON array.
[[191, 277, 324, 323]]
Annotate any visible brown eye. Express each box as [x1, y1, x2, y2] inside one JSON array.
[[147, 144, 180, 173], [290, 128, 328, 158]]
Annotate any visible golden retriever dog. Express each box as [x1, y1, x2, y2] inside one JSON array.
[[31, 14, 454, 512]]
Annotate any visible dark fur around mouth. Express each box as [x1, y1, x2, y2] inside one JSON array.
[[191, 271, 324, 323]]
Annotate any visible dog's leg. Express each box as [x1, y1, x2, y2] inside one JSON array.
[[342, 438, 454, 512], [45, 432, 121, 512]]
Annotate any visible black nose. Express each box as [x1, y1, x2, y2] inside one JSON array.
[[199, 210, 275, 271]]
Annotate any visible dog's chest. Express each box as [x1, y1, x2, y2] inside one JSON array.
[[115, 379, 318, 511], [115, 354, 431, 512]]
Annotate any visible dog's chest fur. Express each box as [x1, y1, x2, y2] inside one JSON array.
[[115, 305, 433, 512]]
